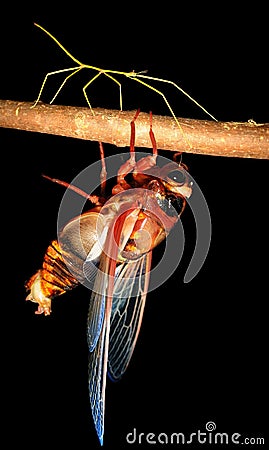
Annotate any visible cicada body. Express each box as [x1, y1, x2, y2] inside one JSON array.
[[25, 110, 192, 445]]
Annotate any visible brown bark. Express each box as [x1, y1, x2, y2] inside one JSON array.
[[0, 99, 268, 159]]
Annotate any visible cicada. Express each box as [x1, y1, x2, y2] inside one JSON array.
[[25, 109, 193, 445]]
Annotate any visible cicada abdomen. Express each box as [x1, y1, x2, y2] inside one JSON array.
[[25, 109, 193, 445], [25, 240, 79, 315], [25, 206, 106, 315]]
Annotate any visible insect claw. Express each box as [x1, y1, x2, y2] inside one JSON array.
[[25, 272, 52, 316], [26, 294, 52, 316], [34, 305, 51, 316]]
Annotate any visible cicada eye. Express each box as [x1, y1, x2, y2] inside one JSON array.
[[167, 169, 186, 185]]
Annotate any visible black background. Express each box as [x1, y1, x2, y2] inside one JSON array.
[[1, 4, 267, 449]]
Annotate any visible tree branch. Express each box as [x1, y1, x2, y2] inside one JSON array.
[[1, 100, 268, 159]]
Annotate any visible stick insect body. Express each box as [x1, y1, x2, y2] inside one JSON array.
[[32, 22, 217, 149]]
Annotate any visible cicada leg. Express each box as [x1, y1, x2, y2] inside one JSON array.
[[112, 109, 160, 195], [42, 140, 108, 205], [172, 152, 189, 171], [112, 109, 141, 194], [98, 141, 107, 197], [133, 110, 158, 173], [41, 174, 101, 204]]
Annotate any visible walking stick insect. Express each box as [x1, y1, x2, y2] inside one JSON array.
[[26, 109, 193, 445], [32, 22, 217, 147]]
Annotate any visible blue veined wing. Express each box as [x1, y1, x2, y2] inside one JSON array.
[[87, 251, 152, 444], [108, 252, 152, 381]]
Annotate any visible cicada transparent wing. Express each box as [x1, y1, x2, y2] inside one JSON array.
[[108, 252, 152, 381], [86, 198, 153, 444], [87, 254, 111, 446], [87, 251, 152, 444]]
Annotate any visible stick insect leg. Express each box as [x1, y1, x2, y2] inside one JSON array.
[[31, 66, 82, 108], [49, 67, 83, 104], [82, 71, 104, 114], [83, 71, 123, 115], [136, 74, 218, 122]]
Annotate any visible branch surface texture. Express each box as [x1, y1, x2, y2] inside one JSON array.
[[1, 100, 268, 159]]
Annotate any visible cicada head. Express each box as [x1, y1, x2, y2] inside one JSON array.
[[159, 161, 193, 200]]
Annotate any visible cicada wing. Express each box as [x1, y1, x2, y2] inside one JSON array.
[[87, 251, 115, 446], [87, 303, 110, 446], [108, 251, 152, 381], [87, 251, 152, 443], [58, 211, 105, 284], [87, 269, 106, 353], [87, 207, 151, 444]]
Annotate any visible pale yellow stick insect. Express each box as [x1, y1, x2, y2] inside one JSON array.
[[32, 23, 217, 147]]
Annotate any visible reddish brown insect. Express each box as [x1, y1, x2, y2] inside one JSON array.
[[25, 109, 192, 445]]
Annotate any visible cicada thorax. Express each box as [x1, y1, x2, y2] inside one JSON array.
[[116, 160, 191, 256], [100, 160, 192, 262]]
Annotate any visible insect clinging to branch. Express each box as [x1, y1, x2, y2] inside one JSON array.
[[25, 109, 193, 445]]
